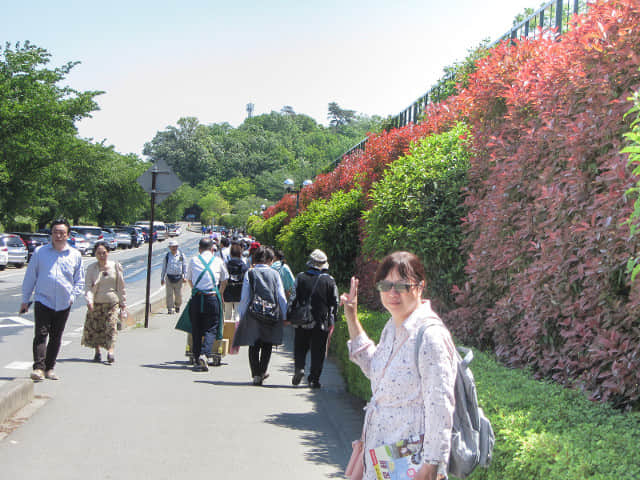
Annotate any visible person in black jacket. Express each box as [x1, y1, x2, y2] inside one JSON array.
[[290, 249, 339, 389]]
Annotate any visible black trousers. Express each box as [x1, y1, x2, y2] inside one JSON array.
[[33, 301, 71, 371], [248, 340, 273, 378], [190, 294, 220, 359], [294, 325, 329, 383]]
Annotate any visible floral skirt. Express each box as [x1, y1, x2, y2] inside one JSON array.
[[81, 303, 118, 349]]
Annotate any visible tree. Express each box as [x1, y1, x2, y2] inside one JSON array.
[[0, 42, 102, 226], [143, 117, 218, 186], [328, 102, 356, 130], [198, 190, 229, 225]]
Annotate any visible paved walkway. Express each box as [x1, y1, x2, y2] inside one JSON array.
[[0, 310, 365, 479]]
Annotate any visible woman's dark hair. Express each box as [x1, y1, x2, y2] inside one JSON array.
[[274, 249, 286, 263], [230, 243, 243, 258], [252, 245, 274, 265], [93, 241, 109, 254], [374, 251, 426, 284]]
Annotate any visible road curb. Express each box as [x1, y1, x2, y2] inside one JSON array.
[[0, 379, 34, 425]]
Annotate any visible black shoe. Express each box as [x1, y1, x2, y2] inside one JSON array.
[[309, 380, 321, 389], [107, 353, 115, 364], [93, 352, 102, 363], [292, 369, 304, 386], [252, 375, 263, 385], [174, 306, 180, 314]]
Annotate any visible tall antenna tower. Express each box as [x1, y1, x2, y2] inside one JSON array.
[[246, 103, 254, 119]]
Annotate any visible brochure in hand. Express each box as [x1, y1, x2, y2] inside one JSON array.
[[369, 434, 424, 480]]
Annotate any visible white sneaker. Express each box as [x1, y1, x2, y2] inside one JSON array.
[[198, 355, 209, 372], [31, 369, 45, 381]]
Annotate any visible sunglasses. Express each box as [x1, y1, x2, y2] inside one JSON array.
[[375, 280, 420, 293]]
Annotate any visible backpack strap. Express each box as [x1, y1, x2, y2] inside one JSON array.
[[414, 318, 468, 371]]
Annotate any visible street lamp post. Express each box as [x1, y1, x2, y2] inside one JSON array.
[[284, 178, 313, 213]]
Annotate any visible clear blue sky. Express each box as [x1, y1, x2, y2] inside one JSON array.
[[2, 0, 540, 156]]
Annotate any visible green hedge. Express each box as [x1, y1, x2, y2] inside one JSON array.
[[277, 188, 363, 282], [330, 307, 640, 479], [363, 122, 471, 308]]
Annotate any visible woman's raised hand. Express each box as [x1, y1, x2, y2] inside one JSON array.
[[340, 276, 359, 321]]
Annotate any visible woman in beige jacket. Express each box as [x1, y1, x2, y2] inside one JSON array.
[[82, 241, 126, 363]]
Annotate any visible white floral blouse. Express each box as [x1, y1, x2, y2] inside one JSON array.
[[347, 301, 458, 479]]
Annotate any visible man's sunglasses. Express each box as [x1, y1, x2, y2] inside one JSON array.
[[375, 280, 420, 293]]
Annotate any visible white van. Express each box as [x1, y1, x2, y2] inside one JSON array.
[[135, 221, 167, 241]]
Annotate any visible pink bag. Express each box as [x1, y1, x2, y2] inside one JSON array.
[[345, 439, 364, 480]]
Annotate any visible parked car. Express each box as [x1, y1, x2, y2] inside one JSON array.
[[68, 231, 89, 255], [138, 226, 157, 243], [132, 227, 145, 246], [0, 234, 28, 268], [9, 232, 50, 261], [167, 224, 182, 236], [0, 244, 8, 270], [101, 230, 118, 251], [71, 226, 104, 255], [113, 229, 133, 249]]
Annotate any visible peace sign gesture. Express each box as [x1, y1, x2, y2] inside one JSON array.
[[340, 276, 359, 324]]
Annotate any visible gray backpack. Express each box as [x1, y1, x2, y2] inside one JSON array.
[[415, 320, 495, 479]]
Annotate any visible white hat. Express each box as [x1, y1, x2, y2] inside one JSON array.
[[308, 249, 329, 270], [168, 239, 178, 247]]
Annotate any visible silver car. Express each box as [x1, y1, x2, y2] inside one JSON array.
[[101, 230, 118, 251], [0, 234, 28, 268], [72, 226, 104, 255], [0, 245, 8, 270]]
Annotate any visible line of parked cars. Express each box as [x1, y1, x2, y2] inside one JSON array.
[[0, 222, 180, 270]]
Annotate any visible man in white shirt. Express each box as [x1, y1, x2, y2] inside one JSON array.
[[160, 239, 186, 314], [187, 237, 228, 372], [21, 218, 85, 381]]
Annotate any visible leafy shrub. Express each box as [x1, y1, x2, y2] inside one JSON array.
[[445, 0, 640, 408], [259, 211, 289, 247], [623, 86, 640, 279], [331, 306, 640, 479], [277, 189, 363, 282], [363, 123, 472, 309]]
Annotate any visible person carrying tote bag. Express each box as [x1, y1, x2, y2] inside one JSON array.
[[232, 246, 287, 386]]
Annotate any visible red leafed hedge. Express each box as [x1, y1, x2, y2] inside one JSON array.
[[445, 0, 640, 408]]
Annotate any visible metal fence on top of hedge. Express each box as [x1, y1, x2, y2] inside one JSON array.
[[332, 0, 590, 166]]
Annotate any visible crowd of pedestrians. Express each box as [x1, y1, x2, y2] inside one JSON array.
[[19, 219, 460, 480]]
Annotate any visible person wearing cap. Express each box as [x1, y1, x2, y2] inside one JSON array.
[[289, 249, 339, 389], [161, 239, 187, 314]]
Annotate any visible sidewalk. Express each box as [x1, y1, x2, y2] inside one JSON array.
[[0, 310, 365, 479]]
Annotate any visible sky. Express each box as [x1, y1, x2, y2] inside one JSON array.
[[2, 0, 540, 157]]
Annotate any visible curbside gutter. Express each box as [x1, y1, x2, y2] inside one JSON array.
[[0, 379, 34, 425]]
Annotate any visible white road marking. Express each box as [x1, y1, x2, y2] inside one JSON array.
[[0, 316, 34, 327], [61, 340, 72, 347], [64, 332, 81, 338], [4, 361, 32, 370], [74, 327, 84, 332]]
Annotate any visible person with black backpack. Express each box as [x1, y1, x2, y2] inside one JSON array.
[[161, 240, 187, 314], [287, 249, 339, 389], [232, 246, 287, 386], [223, 243, 248, 323]]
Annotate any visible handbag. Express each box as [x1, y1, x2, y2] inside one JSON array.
[[287, 274, 323, 326], [247, 269, 281, 325], [174, 299, 192, 333]]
